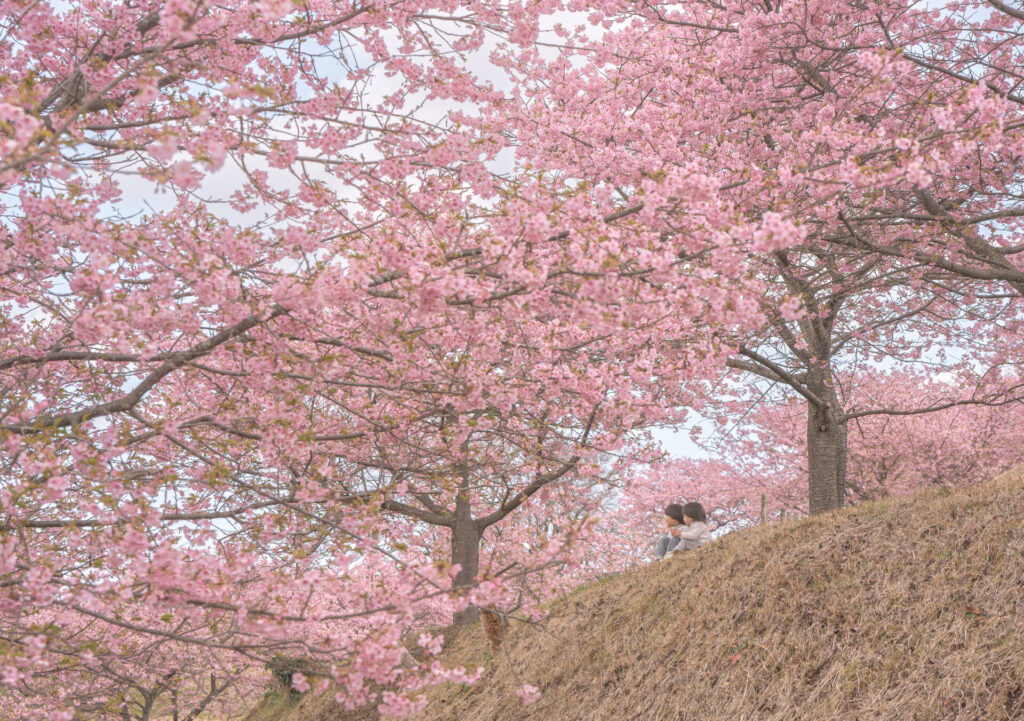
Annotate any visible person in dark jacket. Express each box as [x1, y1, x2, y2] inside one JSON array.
[[654, 503, 687, 559], [666, 501, 712, 553]]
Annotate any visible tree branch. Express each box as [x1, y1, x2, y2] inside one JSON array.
[[477, 455, 580, 529], [2, 307, 286, 434], [726, 357, 807, 384], [737, 345, 827, 409], [380, 499, 452, 527]]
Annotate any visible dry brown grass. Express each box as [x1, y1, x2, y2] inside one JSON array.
[[243, 684, 380, 721], [244, 466, 1024, 721], [417, 465, 1024, 721]]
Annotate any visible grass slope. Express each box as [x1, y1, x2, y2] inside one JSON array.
[[246, 465, 1024, 721], [419, 465, 1024, 721], [244, 685, 377, 721]]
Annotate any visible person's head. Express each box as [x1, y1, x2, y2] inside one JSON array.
[[663, 503, 686, 527], [681, 501, 707, 526]]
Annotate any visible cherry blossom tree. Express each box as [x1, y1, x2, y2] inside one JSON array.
[[0, 0, 770, 716], [593, 368, 1024, 571], [703, 369, 1024, 517], [9, 0, 1024, 716], [827, 0, 1024, 300], [717, 246, 1023, 513], [497, 0, 1024, 512]]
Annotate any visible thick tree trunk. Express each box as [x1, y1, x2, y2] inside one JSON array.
[[806, 368, 846, 515], [806, 408, 845, 514], [450, 513, 482, 626], [835, 417, 848, 506]]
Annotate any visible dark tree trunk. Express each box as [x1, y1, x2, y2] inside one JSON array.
[[450, 509, 482, 626], [835, 416, 848, 506], [806, 367, 846, 515]]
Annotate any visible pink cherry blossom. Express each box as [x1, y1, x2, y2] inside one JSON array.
[[516, 684, 541, 704]]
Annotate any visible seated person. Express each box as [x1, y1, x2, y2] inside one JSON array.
[[669, 501, 711, 552], [654, 503, 687, 558]]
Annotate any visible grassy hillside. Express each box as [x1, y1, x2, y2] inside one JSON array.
[[250, 465, 1024, 721], [244, 685, 375, 721]]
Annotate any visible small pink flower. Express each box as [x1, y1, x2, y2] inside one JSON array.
[[291, 672, 311, 693], [417, 632, 444, 656], [171, 161, 198, 189], [516, 684, 541, 704], [46, 475, 69, 497]]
